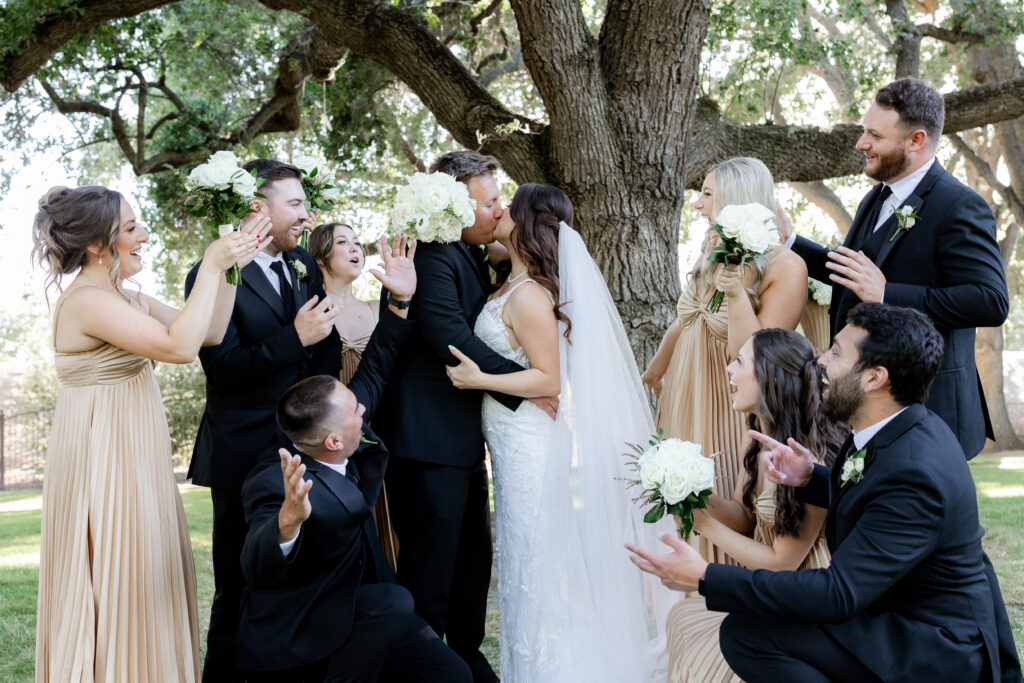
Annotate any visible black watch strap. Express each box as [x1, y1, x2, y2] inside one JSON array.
[[698, 570, 708, 596], [387, 292, 412, 310]]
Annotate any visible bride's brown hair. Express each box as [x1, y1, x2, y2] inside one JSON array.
[[507, 183, 572, 340]]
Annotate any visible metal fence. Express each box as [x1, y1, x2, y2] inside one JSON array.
[[0, 407, 203, 489]]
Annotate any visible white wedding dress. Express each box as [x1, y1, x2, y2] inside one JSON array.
[[475, 224, 675, 683]]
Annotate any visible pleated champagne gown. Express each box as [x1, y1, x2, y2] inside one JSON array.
[[655, 284, 748, 563], [664, 483, 831, 683], [36, 295, 200, 682]]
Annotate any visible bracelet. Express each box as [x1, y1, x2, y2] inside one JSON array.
[[387, 292, 412, 310]]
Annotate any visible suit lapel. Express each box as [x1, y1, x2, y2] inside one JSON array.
[[455, 241, 490, 291], [302, 455, 369, 518], [242, 261, 288, 323], [873, 193, 925, 270], [845, 183, 886, 252]]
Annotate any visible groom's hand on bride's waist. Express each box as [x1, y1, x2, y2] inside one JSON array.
[[528, 395, 558, 420]]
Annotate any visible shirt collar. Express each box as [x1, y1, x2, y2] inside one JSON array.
[[852, 406, 908, 450], [884, 156, 935, 206], [254, 250, 285, 268], [292, 443, 347, 475]]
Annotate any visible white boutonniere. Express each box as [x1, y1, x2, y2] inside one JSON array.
[[840, 447, 867, 487], [290, 259, 309, 282], [890, 205, 919, 242]]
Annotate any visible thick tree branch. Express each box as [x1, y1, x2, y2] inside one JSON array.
[[918, 24, 988, 45], [0, 0, 179, 92], [790, 181, 854, 235]]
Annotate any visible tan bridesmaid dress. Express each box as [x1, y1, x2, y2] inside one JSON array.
[[36, 293, 200, 682], [655, 283, 748, 563], [664, 482, 831, 683]]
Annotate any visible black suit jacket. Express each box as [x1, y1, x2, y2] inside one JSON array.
[[793, 161, 1008, 458], [374, 240, 523, 467], [185, 249, 342, 489], [704, 405, 1010, 682], [235, 309, 413, 671]]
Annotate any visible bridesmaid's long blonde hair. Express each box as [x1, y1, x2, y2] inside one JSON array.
[[686, 157, 777, 312]]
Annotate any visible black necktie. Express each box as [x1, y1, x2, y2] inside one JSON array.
[[269, 261, 296, 320], [863, 185, 893, 238]]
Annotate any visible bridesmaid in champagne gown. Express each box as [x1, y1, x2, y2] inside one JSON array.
[[32, 186, 266, 682], [642, 158, 807, 563], [663, 329, 844, 683], [309, 221, 399, 571]]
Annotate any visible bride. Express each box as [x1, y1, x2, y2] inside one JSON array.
[[447, 183, 671, 681]]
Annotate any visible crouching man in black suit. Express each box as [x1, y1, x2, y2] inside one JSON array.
[[628, 303, 1021, 683], [236, 373, 471, 683]]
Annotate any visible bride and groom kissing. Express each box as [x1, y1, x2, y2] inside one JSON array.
[[374, 151, 670, 681]]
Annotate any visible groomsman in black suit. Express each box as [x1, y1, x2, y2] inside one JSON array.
[[186, 159, 342, 681], [375, 151, 556, 681], [628, 303, 1021, 683], [782, 78, 1008, 458], [236, 237, 470, 682]]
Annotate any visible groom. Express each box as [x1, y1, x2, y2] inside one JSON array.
[[375, 151, 551, 681], [628, 303, 1021, 682], [781, 77, 1008, 458]]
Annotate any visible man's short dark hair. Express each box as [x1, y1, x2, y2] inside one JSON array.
[[277, 375, 340, 446], [429, 151, 499, 183], [846, 303, 944, 407], [243, 158, 302, 193], [874, 78, 945, 148]]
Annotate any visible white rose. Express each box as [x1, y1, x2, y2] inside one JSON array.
[[293, 154, 320, 175], [842, 460, 856, 477], [853, 457, 865, 471], [714, 204, 746, 239], [231, 169, 257, 199], [187, 163, 216, 188], [638, 449, 668, 490], [660, 468, 693, 505], [678, 455, 716, 493], [321, 185, 340, 201], [737, 219, 775, 253], [203, 154, 241, 188]]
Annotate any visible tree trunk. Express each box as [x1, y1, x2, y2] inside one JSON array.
[[977, 326, 1024, 451]]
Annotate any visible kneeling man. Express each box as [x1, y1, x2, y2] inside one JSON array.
[[629, 303, 1021, 683]]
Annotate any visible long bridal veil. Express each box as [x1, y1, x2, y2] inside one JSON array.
[[535, 222, 676, 681]]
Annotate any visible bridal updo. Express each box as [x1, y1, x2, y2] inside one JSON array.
[[507, 183, 572, 340], [31, 185, 123, 292]]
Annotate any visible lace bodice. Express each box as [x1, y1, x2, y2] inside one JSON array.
[[473, 278, 535, 368]]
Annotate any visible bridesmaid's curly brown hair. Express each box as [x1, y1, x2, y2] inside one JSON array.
[[507, 183, 573, 341]]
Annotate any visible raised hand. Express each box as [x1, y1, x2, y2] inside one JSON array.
[[749, 430, 815, 487], [369, 233, 417, 302], [277, 448, 312, 543], [294, 294, 340, 346], [445, 345, 483, 390], [204, 229, 262, 273], [625, 533, 708, 591], [775, 203, 794, 244], [235, 213, 274, 269]]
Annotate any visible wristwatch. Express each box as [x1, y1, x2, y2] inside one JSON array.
[[387, 292, 412, 310]]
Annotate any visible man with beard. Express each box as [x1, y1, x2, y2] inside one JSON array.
[[780, 78, 1007, 459], [185, 158, 342, 681], [627, 303, 1021, 683]]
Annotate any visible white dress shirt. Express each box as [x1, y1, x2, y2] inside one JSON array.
[[279, 457, 348, 556], [871, 156, 935, 232], [253, 250, 293, 296], [851, 406, 908, 451]]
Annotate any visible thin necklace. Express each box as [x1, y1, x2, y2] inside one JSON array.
[[508, 269, 528, 284]]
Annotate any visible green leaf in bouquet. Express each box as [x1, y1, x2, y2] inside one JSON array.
[[309, 167, 318, 178], [643, 501, 667, 524]]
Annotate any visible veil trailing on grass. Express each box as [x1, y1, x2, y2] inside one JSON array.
[[533, 221, 675, 681]]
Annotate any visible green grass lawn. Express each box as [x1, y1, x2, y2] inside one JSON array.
[[2, 460, 1023, 681]]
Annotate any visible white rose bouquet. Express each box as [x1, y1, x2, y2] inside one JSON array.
[[185, 150, 259, 285], [807, 277, 832, 306], [390, 171, 476, 243], [293, 154, 341, 249], [706, 202, 778, 313], [624, 433, 717, 540]]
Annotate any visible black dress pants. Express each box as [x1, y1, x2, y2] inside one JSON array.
[[204, 487, 248, 683], [386, 458, 497, 682]]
